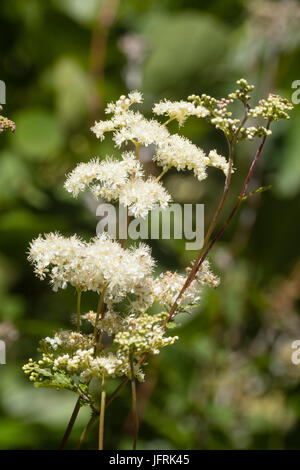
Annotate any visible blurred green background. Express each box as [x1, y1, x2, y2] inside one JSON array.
[[0, 0, 300, 450]]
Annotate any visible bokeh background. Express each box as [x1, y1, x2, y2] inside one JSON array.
[[0, 0, 300, 450]]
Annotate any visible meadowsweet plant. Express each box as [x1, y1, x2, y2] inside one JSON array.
[[23, 80, 293, 450]]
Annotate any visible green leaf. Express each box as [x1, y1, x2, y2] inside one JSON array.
[[12, 109, 64, 160], [142, 12, 231, 96]]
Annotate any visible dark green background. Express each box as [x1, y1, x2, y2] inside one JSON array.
[[0, 0, 300, 449]]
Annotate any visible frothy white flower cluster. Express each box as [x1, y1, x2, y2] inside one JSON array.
[[28, 232, 154, 302], [92, 94, 168, 148], [208, 149, 231, 175], [153, 99, 209, 126], [119, 177, 171, 218], [154, 134, 208, 180], [153, 260, 219, 309], [65, 152, 143, 199], [90, 91, 230, 190], [65, 153, 171, 218]]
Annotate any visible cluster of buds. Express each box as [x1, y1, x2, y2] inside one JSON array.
[[0, 105, 15, 133], [189, 79, 293, 142], [249, 94, 294, 121]]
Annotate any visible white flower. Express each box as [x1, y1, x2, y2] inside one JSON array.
[[153, 99, 209, 126], [28, 233, 155, 301], [208, 149, 230, 176], [90, 120, 116, 141], [105, 91, 143, 115], [119, 177, 172, 218], [155, 133, 209, 180], [65, 154, 171, 218], [153, 260, 219, 309], [128, 90, 143, 104], [91, 91, 169, 147], [64, 152, 143, 199], [112, 112, 169, 148]]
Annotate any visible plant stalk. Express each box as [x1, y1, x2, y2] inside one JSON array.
[[76, 289, 82, 332], [164, 120, 271, 326], [59, 397, 81, 450], [99, 377, 106, 450], [130, 353, 139, 450], [75, 413, 98, 450]]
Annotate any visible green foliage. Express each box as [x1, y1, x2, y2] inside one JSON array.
[[0, 0, 300, 450]]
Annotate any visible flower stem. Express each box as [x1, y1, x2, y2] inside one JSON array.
[[163, 117, 175, 127], [94, 287, 107, 340], [161, 141, 234, 328], [155, 164, 172, 183], [130, 353, 139, 450], [135, 142, 141, 158], [75, 413, 97, 450], [163, 119, 271, 327], [76, 289, 82, 332], [98, 376, 106, 450], [59, 397, 81, 450]]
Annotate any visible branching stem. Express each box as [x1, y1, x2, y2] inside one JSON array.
[[155, 164, 172, 182]]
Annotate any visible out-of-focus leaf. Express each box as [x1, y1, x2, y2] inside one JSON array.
[[53, 0, 103, 25], [142, 12, 231, 96], [0, 151, 30, 203], [49, 57, 93, 125], [273, 114, 300, 197], [12, 110, 64, 160]]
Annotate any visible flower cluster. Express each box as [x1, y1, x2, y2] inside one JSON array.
[[152, 99, 208, 126], [0, 105, 15, 133], [114, 312, 178, 357], [23, 310, 178, 389], [91, 90, 230, 195], [249, 94, 294, 121], [65, 152, 171, 218], [188, 78, 293, 142], [64, 152, 143, 198], [28, 232, 154, 303], [153, 260, 219, 311], [188, 92, 241, 140]]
